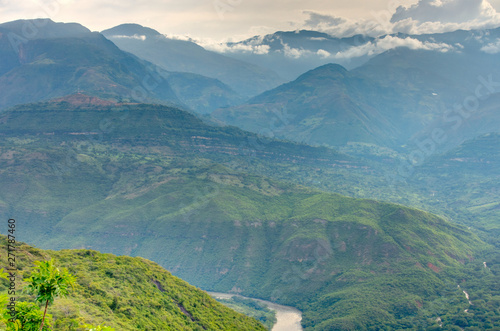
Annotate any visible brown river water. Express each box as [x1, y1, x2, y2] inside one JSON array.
[[208, 292, 303, 331]]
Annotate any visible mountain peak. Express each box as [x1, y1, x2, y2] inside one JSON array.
[[314, 63, 348, 72], [101, 24, 162, 38], [0, 19, 91, 39], [296, 63, 348, 82]]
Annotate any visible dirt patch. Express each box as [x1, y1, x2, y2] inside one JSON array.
[[151, 278, 165, 292], [427, 262, 441, 273], [50, 93, 116, 107]]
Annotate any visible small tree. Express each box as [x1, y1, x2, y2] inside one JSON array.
[[24, 259, 76, 331]]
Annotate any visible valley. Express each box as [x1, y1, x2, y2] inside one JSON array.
[[0, 9, 499, 330], [0, 99, 498, 329]]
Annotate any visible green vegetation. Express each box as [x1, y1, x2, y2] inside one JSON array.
[[0, 20, 499, 330], [0, 100, 499, 329], [0, 236, 266, 330], [11, 302, 52, 331]]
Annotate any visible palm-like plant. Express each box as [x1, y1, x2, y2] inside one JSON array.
[[24, 259, 76, 331]]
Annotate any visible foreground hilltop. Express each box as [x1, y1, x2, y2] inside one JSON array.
[[0, 235, 266, 330]]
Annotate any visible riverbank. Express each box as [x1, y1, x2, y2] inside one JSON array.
[[208, 292, 303, 331]]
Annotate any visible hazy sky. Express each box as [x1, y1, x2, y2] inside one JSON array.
[[1, 0, 500, 41]]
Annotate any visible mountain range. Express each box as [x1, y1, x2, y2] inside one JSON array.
[[0, 17, 499, 330], [0, 19, 242, 114], [221, 27, 500, 81], [212, 34, 500, 152], [101, 24, 283, 98]]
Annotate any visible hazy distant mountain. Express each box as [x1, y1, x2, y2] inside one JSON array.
[[0, 19, 242, 113], [212, 26, 500, 151], [211, 63, 446, 149], [354, 29, 500, 101], [218, 27, 500, 83], [354, 34, 500, 152], [102, 24, 283, 98], [223, 30, 375, 81]]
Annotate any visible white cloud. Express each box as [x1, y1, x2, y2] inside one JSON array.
[[390, 0, 500, 34], [282, 43, 308, 58], [323, 35, 456, 60], [201, 40, 271, 55], [303, 11, 347, 31], [391, 0, 498, 24], [301, 11, 389, 37], [205, 34, 455, 59], [317, 49, 332, 58], [111, 34, 147, 41], [481, 38, 500, 52]]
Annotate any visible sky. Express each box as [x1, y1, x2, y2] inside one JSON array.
[[1, 0, 500, 42]]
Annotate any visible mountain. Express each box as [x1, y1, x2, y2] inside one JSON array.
[[0, 19, 242, 114], [212, 28, 500, 151], [0, 235, 266, 330], [211, 63, 429, 149], [354, 44, 500, 153], [101, 24, 283, 98], [1, 100, 498, 330], [222, 30, 375, 81], [217, 27, 500, 83]]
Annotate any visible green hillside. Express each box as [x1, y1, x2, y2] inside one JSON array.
[[0, 235, 266, 330], [1, 100, 498, 329]]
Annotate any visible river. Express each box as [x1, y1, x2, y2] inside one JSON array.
[[208, 292, 303, 331]]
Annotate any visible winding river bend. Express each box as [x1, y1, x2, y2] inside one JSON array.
[[208, 292, 303, 331]]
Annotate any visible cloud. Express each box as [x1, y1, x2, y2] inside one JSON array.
[[481, 38, 500, 52], [205, 33, 455, 60], [282, 43, 309, 58], [301, 11, 388, 37], [201, 40, 271, 55], [317, 49, 332, 58], [303, 11, 346, 30], [325, 35, 456, 60], [391, 0, 497, 24], [111, 34, 147, 41], [300, 1, 500, 37], [389, 0, 500, 34]]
